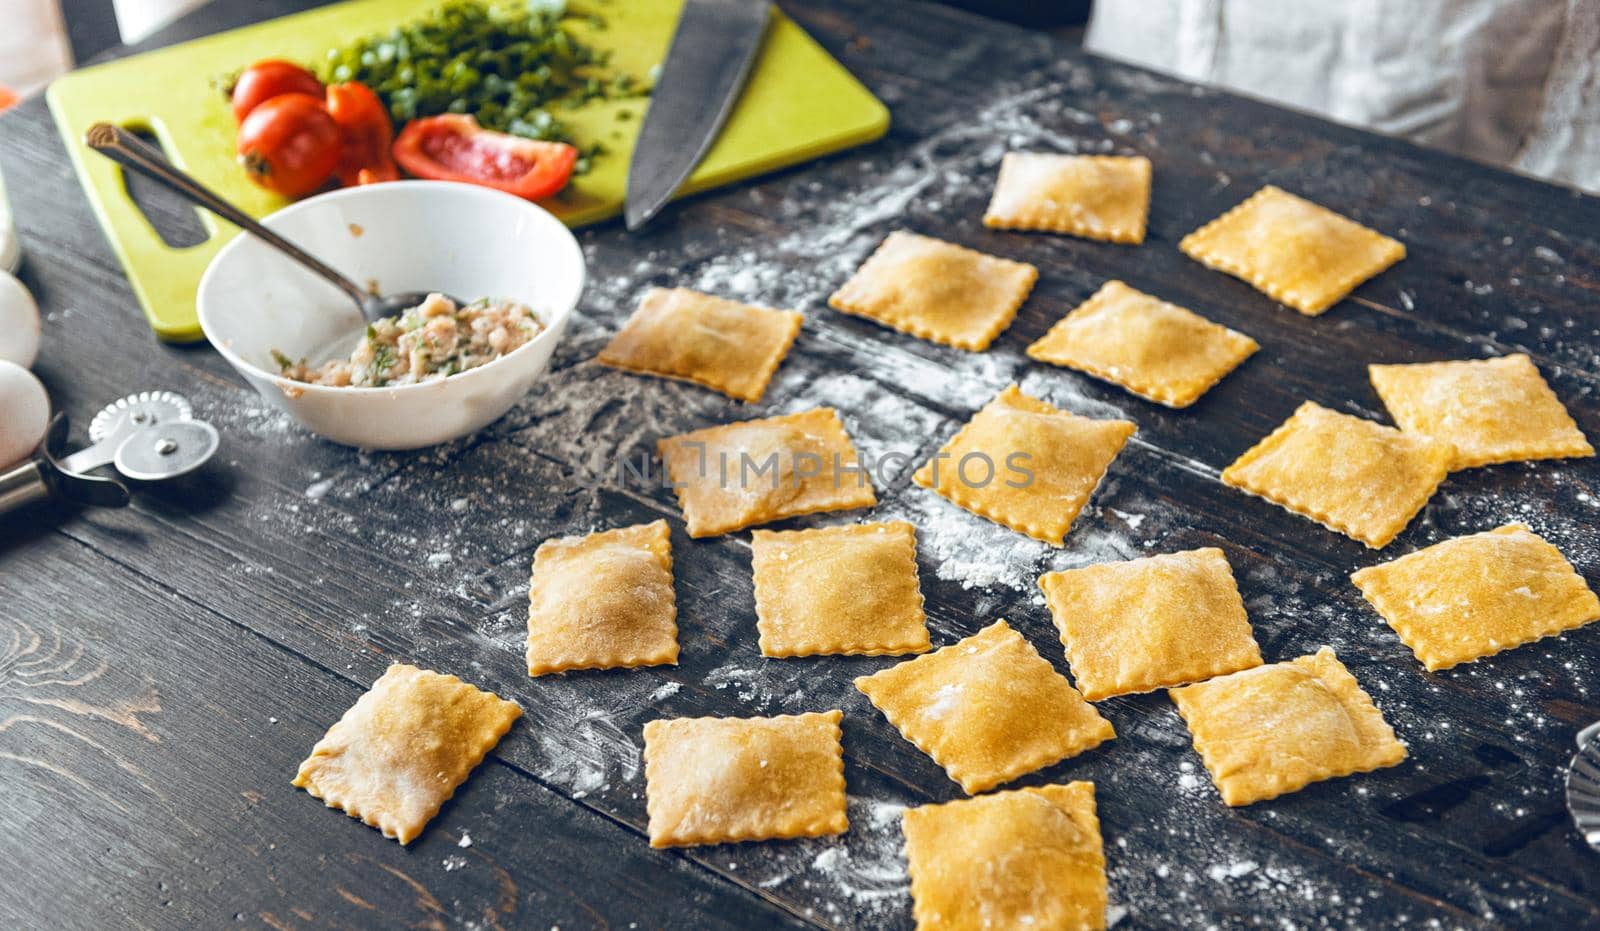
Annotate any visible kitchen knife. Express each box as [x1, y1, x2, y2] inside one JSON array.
[[624, 0, 772, 231]]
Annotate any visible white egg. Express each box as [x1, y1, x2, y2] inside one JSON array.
[[0, 165, 17, 274], [0, 360, 49, 469], [0, 215, 16, 274], [0, 272, 39, 368]]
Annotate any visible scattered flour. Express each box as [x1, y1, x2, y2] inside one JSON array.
[[781, 371, 950, 485], [1112, 509, 1145, 529], [1207, 861, 1259, 881], [519, 673, 680, 799], [701, 663, 814, 713], [923, 683, 964, 719], [753, 796, 910, 921], [645, 682, 681, 704], [1018, 368, 1131, 422], [883, 488, 1053, 592]]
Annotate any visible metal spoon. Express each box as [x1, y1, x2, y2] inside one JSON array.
[[86, 122, 455, 324]]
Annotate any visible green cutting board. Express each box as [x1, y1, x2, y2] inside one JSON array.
[[46, 0, 889, 342]]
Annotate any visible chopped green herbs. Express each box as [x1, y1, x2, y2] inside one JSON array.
[[369, 342, 398, 383], [320, 0, 648, 159]]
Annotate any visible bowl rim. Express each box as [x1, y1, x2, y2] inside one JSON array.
[[196, 179, 585, 396]]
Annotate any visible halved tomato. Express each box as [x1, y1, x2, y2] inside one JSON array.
[[392, 115, 577, 201]]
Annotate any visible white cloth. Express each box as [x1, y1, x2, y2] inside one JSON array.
[[112, 0, 212, 44], [1086, 0, 1600, 192], [0, 0, 213, 97], [0, 0, 73, 96]]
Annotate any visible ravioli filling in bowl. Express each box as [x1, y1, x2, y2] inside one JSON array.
[[274, 293, 544, 388]]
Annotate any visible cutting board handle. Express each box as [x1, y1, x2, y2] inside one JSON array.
[[106, 119, 220, 251]]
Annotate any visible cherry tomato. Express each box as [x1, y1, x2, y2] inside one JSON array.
[[325, 82, 398, 186], [230, 59, 323, 123], [392, 114, 577, 201], [236, 94, 342, 197]]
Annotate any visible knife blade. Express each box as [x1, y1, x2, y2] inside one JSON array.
[[624, 0, 772, 231]]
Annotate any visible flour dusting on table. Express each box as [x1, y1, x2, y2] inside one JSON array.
[[754, 795, 911, 921]]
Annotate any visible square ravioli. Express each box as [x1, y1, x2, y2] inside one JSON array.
[[1221, 401, 1452, 548], [642, 710, 847, 847], [1369, 354, 1593, 469], [1039, 547, 1263, 700], [1026, 280, 1258, 408], [658, 407, 876, 537], [752, 520, 930, 658], [903, 782, 1107, 931], [526, 520, 678, 676], [597, 287, 804, 402], [1169, 647, 1406, 806], [914, 384, 1135, 546], [1351, 524, 1600, 671], [293, 664, 522, 844], [827, 230, 1038, 350], [984, 152, 1152, 244], [1179, 186, 1406, 315], [855, 620, 1114, 794]]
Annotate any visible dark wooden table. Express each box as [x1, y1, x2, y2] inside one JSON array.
[[4, 1, 1599, 928]]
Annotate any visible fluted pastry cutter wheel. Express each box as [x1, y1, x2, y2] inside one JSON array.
[[0, 390, 219, 517], [1567, 721, 1600, 853]]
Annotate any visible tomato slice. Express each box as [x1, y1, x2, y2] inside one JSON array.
[[392, 115, 577, 201], [325, 82, 398, 186]]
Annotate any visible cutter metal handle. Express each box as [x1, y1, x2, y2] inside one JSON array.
[[0, 414, 130, 518]]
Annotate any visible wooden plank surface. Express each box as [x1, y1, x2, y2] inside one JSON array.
[[3, 0, 1599, 927]]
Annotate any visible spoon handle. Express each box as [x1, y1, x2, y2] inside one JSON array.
[[85, 122, 370, 310]]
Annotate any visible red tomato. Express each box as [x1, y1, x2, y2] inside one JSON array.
[[230, 60, 323, 123], [236, 93, 342, 197], [325, 82, 399, 186], [392, 114, 577, 201]]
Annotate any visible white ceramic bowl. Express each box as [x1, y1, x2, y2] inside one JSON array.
[[198, 180, 583, 449]]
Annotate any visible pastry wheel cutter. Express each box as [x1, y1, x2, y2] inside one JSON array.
[[0, 390, 219, 518], [1567, 721, 1600, 852]]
